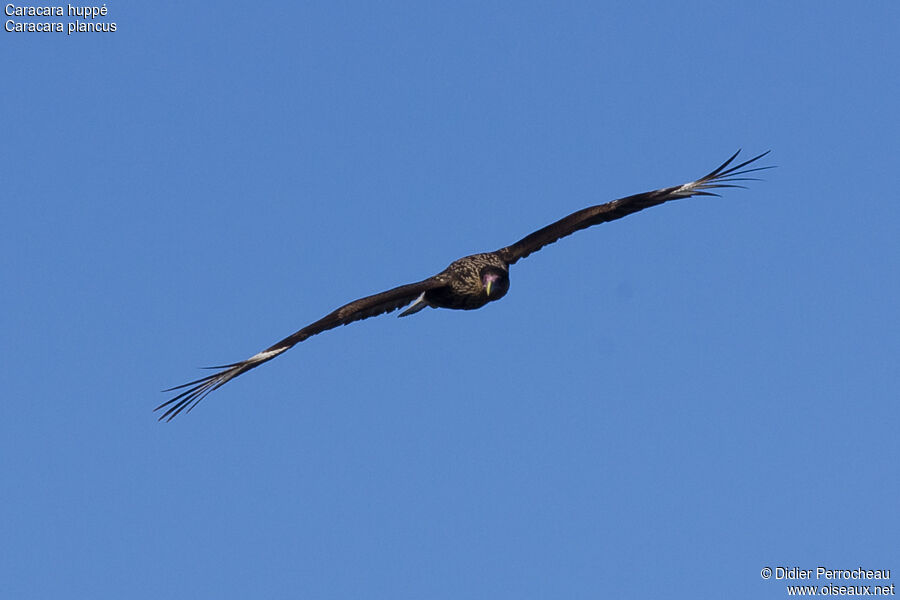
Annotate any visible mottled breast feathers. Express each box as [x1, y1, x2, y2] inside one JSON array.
[[424, 253, 510, 310]]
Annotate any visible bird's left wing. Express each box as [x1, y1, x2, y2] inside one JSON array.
[[495, 150, 771, 265], [156, 276, 448, 421]]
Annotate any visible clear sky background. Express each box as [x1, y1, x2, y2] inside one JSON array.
[[2, 2, 898, 598]]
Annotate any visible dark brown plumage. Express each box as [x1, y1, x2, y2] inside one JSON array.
[[157, 150, 770, 421]]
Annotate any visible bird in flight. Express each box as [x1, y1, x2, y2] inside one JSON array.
[[157, 150, 771, 421]]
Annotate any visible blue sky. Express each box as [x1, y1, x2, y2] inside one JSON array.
[[3, 2, 898, 598]]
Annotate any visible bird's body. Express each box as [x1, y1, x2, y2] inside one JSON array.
[[415, 253, 510, 312], [158, 150, 771, 421]]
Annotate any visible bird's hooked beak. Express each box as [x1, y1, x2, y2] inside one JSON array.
[[482, 270, 505, 299]]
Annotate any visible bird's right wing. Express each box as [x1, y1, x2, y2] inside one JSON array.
[[495, 150, 771, 265], [156, 275, 449, 421]]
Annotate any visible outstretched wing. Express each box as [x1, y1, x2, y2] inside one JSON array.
[[156, 276, 448, 421], [495, 150, 772, 265]]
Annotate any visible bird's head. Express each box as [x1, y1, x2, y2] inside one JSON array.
[[481, 266, 510, 301]]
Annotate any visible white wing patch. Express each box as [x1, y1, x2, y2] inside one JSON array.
[[248, 348, 287, 363], [674, 180, 699, 196], [398, 291, 429, 317]]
